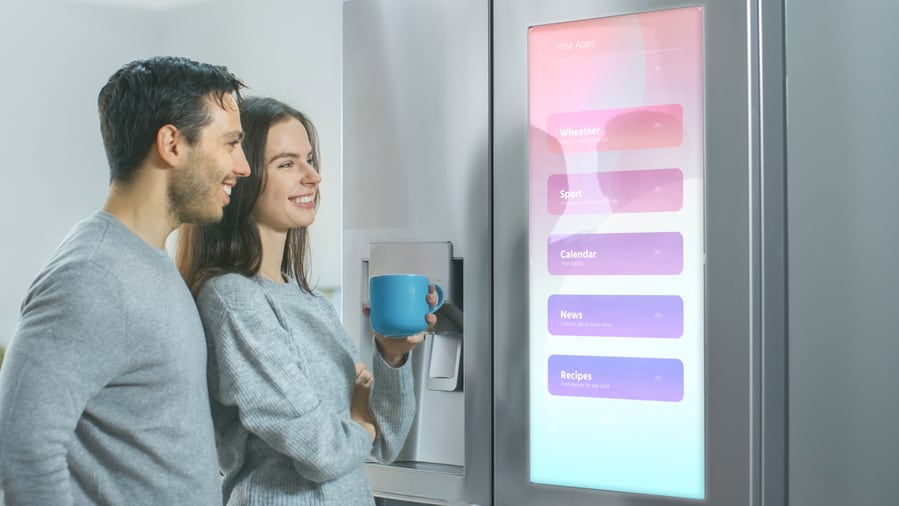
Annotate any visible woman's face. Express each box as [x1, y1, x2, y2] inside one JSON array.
[[251, 117, 321, 234]]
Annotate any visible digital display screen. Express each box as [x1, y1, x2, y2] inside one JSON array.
[[527, 7, 705, 499]]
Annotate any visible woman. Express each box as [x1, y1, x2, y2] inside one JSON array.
[[177, 96, 434, 505]]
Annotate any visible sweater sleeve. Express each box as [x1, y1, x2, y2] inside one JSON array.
[[198, 280, 373, 483], [367, 338, 417, 463], [0, 265, 128, 505]]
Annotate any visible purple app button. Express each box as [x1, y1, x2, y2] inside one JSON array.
[[548, 294, 683, 338], [547, 168, 684, 215], [546, 104, 684, 153], [548, 355, 684, 402], [548, 232, 683, 275]]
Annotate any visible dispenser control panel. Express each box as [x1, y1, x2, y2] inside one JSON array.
[[527, 6, 705, 499]]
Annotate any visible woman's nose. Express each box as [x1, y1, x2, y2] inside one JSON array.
[[304, 165, 321, 185]]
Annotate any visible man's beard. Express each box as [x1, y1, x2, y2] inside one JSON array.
[[168, 152, 223, 225]]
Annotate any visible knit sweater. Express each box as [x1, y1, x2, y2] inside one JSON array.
[[0, 211, 222, 505], [196, 273, 416, 505]]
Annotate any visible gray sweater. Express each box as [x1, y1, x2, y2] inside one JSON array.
[[0, 212, 222, 505], [196, 273, 416, 506]]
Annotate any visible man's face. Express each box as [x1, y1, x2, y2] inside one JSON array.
[[168, 94, 249, 224]]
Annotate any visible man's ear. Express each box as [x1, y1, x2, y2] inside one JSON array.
[[156, 124, 182, 167]]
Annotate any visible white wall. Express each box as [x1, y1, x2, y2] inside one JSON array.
[[0, 0, 343, 347], [0, 0, 157, 347]]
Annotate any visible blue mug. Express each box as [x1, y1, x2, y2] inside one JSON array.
[[369, 274, 444, 337]]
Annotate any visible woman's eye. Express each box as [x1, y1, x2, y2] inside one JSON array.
[[278, 161, 294, 169], [307, 158, 315, 167]]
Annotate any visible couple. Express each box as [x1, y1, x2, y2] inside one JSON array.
[[0, 56, 436, 505]]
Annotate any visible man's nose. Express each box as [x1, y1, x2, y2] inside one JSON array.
[[233, 146, 250, 177]]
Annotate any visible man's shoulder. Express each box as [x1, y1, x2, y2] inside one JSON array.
[[49, 212, 142, 269], [34, 219, 137, 292], [29, 245, 119, 300], [50, 213, 112, 259]]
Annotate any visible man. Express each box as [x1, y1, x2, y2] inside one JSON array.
[[0, 56, 250, 505]]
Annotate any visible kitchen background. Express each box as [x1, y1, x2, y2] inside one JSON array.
[[1, 1, 897, 505]]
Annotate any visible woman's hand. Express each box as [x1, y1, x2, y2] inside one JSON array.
[[354, 361, 374, 389], [350, 362, 376, 442], [363, 285, 439, 367]]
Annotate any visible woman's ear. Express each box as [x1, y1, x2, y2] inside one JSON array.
[[156, 124, 182, 167]]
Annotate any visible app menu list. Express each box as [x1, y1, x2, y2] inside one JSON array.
[[534, 55, 698, 405]]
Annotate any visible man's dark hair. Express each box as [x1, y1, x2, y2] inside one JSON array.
[[97, 56, 246, 183]]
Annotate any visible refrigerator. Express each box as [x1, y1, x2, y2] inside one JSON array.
[[342, 1, 787, 505]]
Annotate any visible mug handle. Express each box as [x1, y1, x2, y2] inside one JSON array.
[[428, 284, 445, 313]]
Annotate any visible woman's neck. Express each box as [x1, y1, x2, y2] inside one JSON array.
[[257, 224, 288, 283]]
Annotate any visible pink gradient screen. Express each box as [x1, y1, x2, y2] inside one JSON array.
[[527, 7, 706, 499]]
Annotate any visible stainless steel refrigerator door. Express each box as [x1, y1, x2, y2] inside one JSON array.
[[493, 0, 786, 505], [342, 0, 492, 505]]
